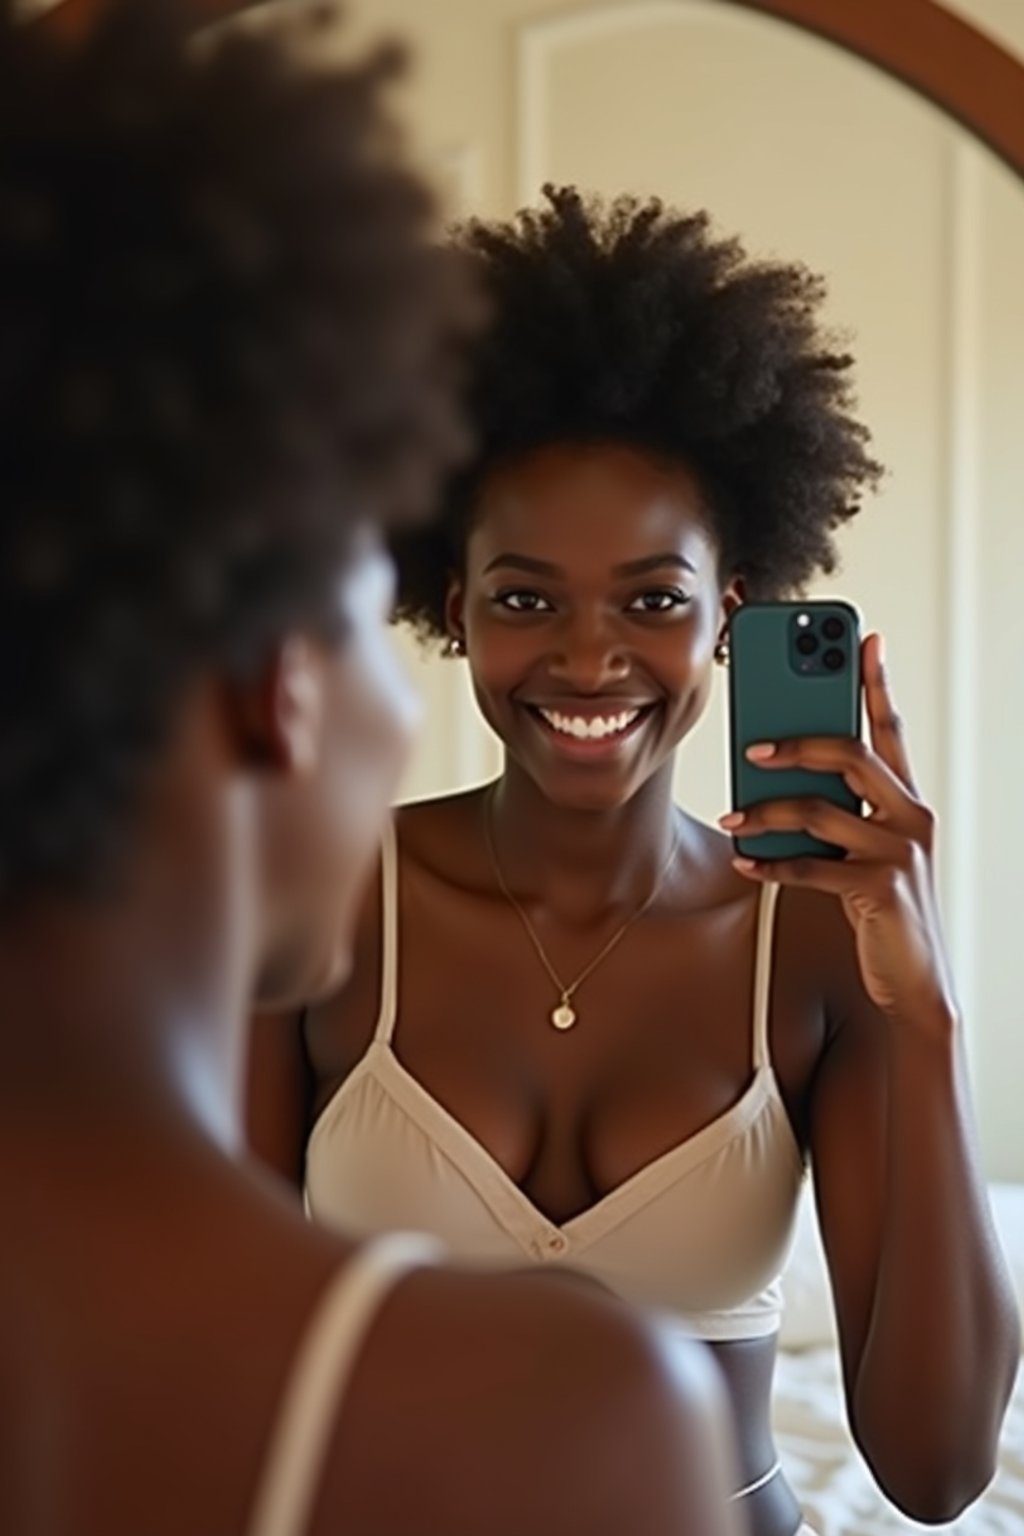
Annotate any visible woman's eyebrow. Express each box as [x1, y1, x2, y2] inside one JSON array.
[[481, 553, 562, 576], [481, 551, 698, 578], [612, 553, 697, 577]]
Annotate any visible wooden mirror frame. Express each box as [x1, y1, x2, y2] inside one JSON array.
[[34, 0, 1024, 183], [725, 0, 1024, 181]]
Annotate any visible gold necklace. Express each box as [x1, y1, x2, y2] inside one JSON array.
[[483, 790, 678, 1031]]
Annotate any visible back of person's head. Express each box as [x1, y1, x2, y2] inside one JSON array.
[[0, 0, 471, 905]]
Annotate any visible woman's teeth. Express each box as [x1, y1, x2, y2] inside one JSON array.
[[537, 707, 641, 740]]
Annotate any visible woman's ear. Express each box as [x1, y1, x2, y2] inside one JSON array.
[[443, 576, 466, 651], [719, 576, 745, 636], [714, 578, 745, 666], [221, 637, 324, 775]]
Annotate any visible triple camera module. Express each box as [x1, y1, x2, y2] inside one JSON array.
[[791, 610, 848, 674]]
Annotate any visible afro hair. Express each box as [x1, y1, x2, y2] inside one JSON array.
[[393, 183, 881, 643]]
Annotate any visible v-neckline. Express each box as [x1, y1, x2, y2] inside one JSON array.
[[309, 1040, 792, 1254]]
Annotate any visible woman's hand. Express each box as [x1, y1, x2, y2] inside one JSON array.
[[719, 633, 955, 1028]]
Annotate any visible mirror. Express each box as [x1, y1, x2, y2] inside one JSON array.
[[334, 0, 1024, 1189], [327, 10, 1024, 1518]]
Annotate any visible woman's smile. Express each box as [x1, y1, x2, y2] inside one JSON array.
[[520, 696, 661, 763]]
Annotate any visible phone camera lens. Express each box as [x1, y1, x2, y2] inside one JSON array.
[[823, 647, 844, 671], [796, 631, 819, 656], [822, 616, 845, 641]]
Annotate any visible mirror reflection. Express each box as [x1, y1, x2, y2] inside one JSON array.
[[249, 4, 1024, 1534]]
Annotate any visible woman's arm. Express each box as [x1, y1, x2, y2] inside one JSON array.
[[808, 964, 1017, 1520], [722, 633, 1020, 1522], [246, 1007, 313, 1191]]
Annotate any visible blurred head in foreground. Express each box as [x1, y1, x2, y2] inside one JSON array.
[[0, 0, 474, 1005]]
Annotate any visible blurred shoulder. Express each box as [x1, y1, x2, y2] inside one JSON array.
[[313, 1263, 738, 1536]]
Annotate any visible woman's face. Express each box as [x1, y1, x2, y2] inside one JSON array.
[[256, 534, 418, 1006], [449, 442, 739, 811]]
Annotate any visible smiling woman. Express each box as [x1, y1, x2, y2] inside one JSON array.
[[248, 181, 1020, 1536]]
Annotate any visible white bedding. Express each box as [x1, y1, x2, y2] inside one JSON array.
[[773, 1346, 1024, 1534], [774, 1181, 1024, 1535]]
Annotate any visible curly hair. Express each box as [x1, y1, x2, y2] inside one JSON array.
[[0, 0, 473, 900], [393, 183, 882, 643]]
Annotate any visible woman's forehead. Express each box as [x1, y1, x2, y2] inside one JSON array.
[[468, 442, 715, 572]]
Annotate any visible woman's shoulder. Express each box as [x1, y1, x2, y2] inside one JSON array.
[[393, 786, 491, 890]]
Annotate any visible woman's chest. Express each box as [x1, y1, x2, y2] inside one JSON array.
[[310, 882, 825, 1223]]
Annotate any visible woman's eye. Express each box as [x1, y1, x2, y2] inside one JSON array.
[[494, 589, 554, 613], [627, 588, 691, 613]]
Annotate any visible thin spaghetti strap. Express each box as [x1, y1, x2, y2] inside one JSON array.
[[751, 882, 781, 1071], [373, 819, 400, 1044], [246, 1233, 439, 1536]]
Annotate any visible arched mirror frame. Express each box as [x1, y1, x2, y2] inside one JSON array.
[[726, 0, 1024, 181]]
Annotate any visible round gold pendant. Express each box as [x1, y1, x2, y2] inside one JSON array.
[[551, 1001, 577, 1031]]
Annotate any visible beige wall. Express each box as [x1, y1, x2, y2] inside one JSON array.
[[915, 0, 1024, 1183], [338, 0, 1024, 1179]]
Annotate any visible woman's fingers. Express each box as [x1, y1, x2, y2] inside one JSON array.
[[861, 632, 919, 794], [730, 850, 913, 905], [741, 736, 931, 840], [719, 797, 909, 862]]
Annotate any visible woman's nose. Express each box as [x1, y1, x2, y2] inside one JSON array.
[[546, 613, 631, 691]]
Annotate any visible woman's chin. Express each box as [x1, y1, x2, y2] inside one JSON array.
[[518, 755, 663, 814]]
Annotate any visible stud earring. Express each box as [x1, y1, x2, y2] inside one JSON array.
[[713, 636, 730, 667], [444, 634, 466, 658]]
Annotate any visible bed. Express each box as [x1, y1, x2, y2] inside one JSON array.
[[774, 1184, 1024, 1534]]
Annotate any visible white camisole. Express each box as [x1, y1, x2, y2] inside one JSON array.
[[305, 822, 807, 1342]]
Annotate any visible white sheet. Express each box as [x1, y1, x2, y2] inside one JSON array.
[[772, 1347, 1024, 1535]]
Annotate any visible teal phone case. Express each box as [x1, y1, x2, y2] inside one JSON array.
[[728, 601, 862, 861]]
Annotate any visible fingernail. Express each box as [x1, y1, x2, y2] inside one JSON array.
[[746, 742, 776, 761], [719, 812, 745, 829], [732, 857, 758, 873]]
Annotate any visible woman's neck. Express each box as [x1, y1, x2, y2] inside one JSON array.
[[486, 760, 682, 927], [0, 860, 250, 1157]]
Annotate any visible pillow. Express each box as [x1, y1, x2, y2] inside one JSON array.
[[778, 1180, 1024, 1353]]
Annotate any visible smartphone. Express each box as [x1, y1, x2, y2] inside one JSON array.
[[727, 600, 862, 861]]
